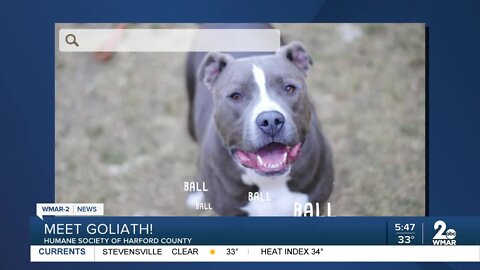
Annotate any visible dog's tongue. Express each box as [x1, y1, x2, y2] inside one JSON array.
[[256, 143, 287, 165]]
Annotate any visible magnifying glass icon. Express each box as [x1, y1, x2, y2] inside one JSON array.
[[65, 34, 79, 47]]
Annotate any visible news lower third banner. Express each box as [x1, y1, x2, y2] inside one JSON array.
[[30, 212, 480, 262]]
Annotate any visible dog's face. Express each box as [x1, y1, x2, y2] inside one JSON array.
[[199, 42, 313, 176]]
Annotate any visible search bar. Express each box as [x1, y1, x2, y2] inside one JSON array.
[[58, 29, 281, 52]]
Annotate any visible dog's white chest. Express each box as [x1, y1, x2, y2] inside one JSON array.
[[240, 169, 308, 216]]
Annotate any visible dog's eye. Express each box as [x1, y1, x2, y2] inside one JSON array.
[[229, 92, 242, 101], [285, 85, 296, 94]]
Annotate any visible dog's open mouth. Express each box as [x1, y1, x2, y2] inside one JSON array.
[[233, 142, 302, 175]]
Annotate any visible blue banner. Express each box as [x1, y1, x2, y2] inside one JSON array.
[[30, 217, 480, 245]]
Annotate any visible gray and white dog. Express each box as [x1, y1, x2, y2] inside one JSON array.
[[186, 24, 333, 216]]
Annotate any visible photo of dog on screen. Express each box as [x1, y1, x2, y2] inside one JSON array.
[[55, 23, 425, 216]]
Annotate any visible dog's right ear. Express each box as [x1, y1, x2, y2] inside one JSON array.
[[198, 52, 233, 89], [276, 41, 313, 75]]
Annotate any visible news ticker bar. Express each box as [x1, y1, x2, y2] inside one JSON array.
[[30, 217, 480, 246], [30, 245, 480, 262]]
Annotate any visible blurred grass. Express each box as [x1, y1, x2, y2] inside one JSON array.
[[55, 23, 425, 216]]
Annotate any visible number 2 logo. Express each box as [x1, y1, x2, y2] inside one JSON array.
[[433, 220, 447, 240]]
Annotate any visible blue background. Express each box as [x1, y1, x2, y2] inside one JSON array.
[[1, 0, 480, 269]]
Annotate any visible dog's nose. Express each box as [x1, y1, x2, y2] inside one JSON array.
[[256, 111, 285, 136]]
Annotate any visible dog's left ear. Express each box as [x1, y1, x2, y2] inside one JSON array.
[[198, 52, 234, 89], [276, 41, 313, 75]]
